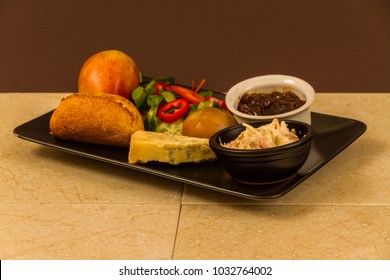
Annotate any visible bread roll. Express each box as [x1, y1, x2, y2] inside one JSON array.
[[49, 93, 144, 146]]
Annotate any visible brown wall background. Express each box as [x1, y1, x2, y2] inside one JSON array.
[[0, 0, 389, 93]]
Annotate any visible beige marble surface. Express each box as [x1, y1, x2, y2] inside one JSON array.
[[0, 93, 389, 260]]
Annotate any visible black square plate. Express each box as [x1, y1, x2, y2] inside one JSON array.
[[13, 94, 366, 199]]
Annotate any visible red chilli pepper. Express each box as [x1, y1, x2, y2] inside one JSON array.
[[157, 98, 190, 123], [155, 81, 172, 94], [171, 85, 205, 104], [205, 96, 228, 110]]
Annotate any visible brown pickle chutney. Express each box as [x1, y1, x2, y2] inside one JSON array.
[[237, 91, 306, 116]]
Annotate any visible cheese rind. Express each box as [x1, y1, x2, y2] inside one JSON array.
[[129, 130, 216, 165]]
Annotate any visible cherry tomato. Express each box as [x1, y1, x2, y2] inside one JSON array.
[[157, 98, 190, 123], [171, 85, 205, 104]]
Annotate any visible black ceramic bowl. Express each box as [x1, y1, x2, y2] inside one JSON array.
[[209, 120, 314, 184]]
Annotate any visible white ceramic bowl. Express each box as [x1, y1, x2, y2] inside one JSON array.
[[225, 75, 315, 124]]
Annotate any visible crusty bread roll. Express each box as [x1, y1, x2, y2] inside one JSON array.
[[49, 93, 144, 146]]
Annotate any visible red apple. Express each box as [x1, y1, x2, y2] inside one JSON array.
[[78, 50, 140, 99]]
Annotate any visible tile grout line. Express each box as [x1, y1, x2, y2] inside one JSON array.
[[170, 184, 185, 260]]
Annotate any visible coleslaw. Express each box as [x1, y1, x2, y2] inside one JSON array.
[[221, 119, 299, 149]]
